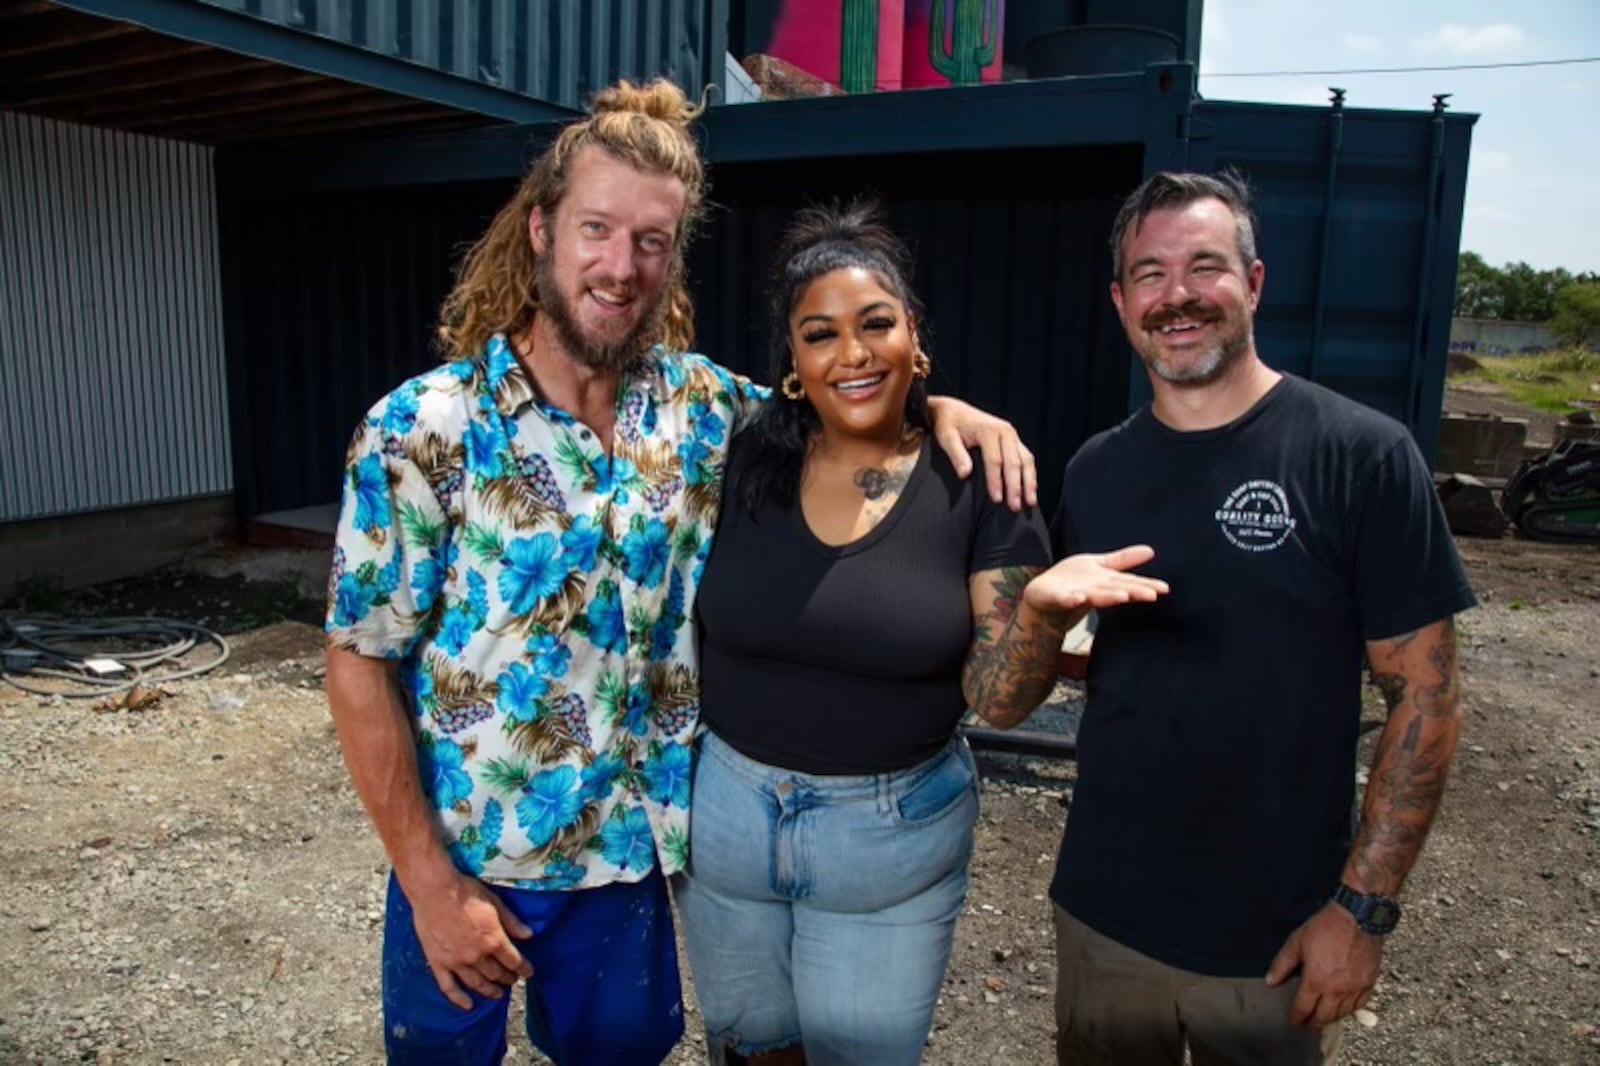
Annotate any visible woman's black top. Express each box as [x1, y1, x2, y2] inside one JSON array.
[[697, 440, 1050, 774]]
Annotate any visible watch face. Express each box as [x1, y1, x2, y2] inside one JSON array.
[[1367, 898, 1401, 932]]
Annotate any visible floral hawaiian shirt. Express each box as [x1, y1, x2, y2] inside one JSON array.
[[326, 334, 765, 889]]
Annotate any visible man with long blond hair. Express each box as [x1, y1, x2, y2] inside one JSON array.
[[323, 78, 1033, 1064]]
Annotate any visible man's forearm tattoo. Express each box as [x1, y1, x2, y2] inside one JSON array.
[[1350, 619, 1462, 894], [963, 567, 1059, 729]]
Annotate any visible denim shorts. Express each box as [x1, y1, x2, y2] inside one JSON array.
[[675, 729, 979, 1066]]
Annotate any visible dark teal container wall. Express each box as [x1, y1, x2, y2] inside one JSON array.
[[197, 0, 727, 108], [688, 146, 1142, 515], [223, 181, 510, 517], [225, 144, 1138, 517], [217, 75, 1473, 518]]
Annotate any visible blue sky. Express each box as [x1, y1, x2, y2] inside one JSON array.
[[1197, 0, 1600, 273]]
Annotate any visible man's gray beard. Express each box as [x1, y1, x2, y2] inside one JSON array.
[[1144, 328, 1251, 388], [533, 251, 666, 373]]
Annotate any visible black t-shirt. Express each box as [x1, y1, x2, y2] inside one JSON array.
[[698, 440, 1050, 774], [1050, 375, 1476, 977]]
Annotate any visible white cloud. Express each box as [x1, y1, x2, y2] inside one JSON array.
[[1342, 33, 1381, 54], [1413, 23, 1525, 56]]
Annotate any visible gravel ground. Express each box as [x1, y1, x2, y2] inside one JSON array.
[[0, 532, 1596, 1064]]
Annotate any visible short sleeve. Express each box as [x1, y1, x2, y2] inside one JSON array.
[[1352, 435, 1477, 641], [708, 361, 771, 437], [971, 455, 1051, 573], [324, 415, 452, 659]]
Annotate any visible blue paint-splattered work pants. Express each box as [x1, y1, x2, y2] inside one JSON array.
[[381, 869, 683, 1065], [676, 729, 978, 1066]]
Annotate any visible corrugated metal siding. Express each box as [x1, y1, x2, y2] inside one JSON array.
[[195, 0, 725, 111], [0, 110, 230, 522]]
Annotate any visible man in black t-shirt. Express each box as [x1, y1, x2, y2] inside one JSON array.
[[1047, 172, 1476, 1065]]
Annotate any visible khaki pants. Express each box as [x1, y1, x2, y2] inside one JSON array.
[[1054, 906, 1342, 1066]]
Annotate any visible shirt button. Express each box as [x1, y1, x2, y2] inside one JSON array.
[[578, 429, 591, 441]]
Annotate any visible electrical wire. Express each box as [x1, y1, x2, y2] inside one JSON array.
[[0, 616, 230, 699], [1207, 56, 1600, 78]]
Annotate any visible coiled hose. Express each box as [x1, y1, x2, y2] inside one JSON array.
[[0, 616, 230, 698]]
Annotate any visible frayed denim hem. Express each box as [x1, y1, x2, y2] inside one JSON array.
[[704, 1026, 803, 1065]]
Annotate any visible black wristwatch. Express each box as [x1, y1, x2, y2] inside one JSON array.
[[1332, 884, 1402, 935]]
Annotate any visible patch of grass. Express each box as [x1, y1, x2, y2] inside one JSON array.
[[1450, 348, 1600, 416]]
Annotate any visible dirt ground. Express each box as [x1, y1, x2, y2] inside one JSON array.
[[1, 532, 1597, 1064]]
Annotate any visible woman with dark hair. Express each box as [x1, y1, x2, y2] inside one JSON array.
[[675, 202, 1166, 1065]]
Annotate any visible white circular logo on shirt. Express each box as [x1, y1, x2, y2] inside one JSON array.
[[1215, 480, 1297, 552]]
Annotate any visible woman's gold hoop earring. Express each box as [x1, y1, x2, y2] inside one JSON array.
[[913, 350, 932, 379], [781, 371, 806, 401]]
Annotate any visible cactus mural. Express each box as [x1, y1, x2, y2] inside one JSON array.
[[752, 0, 997, 93], [928, 0, 998, 86], [841, 0, 879, 93]]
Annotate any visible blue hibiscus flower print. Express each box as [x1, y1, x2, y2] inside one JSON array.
[[332, 572, 377, 627], [528, 633, 571, 679], [647, 614, 677, 661], [642, 743, 692, 810], [580, 753, 628, 804], [534, 858, 586, 890], [465, 420, 507, 479], [677, 436, 712, 484], [419, 737, 473, 811], [515, 766, 585, 849], [620, 682, 653, 737], [585, 584, 627, 654], [621, 519, 671, 589], [412, 540, 458, 615], [496, 662, 549, 724], [435, 605, 477, 655], [688, 400, 726, 446], [560, 515, 603, 571], [600, 807, 656, 872], [596, 456, 639, 503], [380, 387, 421, 436], [465, 569, 489, 622], [498, 534, 567, 614], [350, 453, 391, 534], [409, 659, 436, 712], [485, 336, 516, 391]]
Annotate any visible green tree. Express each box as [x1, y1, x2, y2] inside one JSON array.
[[1550, 281, 1600, 348], [1454, 251, 1504, 318]]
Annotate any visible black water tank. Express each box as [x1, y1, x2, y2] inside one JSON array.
[[1025, 24, 1179, 77]]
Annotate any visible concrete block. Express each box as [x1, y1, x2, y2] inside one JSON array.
[[1436, 413, 1528, 479]]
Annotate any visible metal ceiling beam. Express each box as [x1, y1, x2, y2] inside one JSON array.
[[55, 0, 577, 124]]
